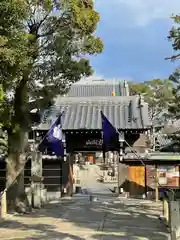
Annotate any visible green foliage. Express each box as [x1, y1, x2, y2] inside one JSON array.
[[168, 70, 180, 120], [166, 15, 180, 61], [0, 126, 8, 156], [0, 0, 30, 88], [0, 0, 104, 203], [129, 79, 173, 121], [0, 85, 3, 102], [0, 0, 103, 132], [166, 14, 180, 120]]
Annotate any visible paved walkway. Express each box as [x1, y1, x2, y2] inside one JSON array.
[[0, 194, 169, 240]]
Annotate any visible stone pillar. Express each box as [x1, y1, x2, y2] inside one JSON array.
[[169, 201, 180, 238], [75, 154, 79, 163], [31, 182, 41, 209], [0, 190, 7, 219], [163, 198, 169, 225], [61, 152, 74, 197], [73, 162, 80, 186], [31, 151, 42, 178], [31, 151, 43, 208]]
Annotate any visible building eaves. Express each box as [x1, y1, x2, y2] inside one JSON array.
[[124, 152, 180, 161], [37, 95, 151, 131]]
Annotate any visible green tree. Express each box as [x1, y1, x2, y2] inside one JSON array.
[[166, 15, 180, 61], [129, 79, 173, 122], [0, 0, 103, 211], [0, 86, 7, 156], [166, 15, 180, 121], [167, 71, 180, 120], [0, 85, 3, 101]]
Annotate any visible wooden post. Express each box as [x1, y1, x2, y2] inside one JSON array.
[[118, 136, 124, 196], [179, 165, 180, 188], [112, 151, 116, 177], [61, 152, 74, 197], [144, 165, 147, 199], [102, 151, 108, 181], [61, 147, 67, 197], [68, 153, 74, 196], [155, 165, 159, 202], [117, 152, 121, 195]]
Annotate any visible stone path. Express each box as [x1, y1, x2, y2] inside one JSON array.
[[0, 194, 169, 240]]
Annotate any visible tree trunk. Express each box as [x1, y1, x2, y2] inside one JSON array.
[[6, 132, 31, 213], [5, 65, 31, 213]]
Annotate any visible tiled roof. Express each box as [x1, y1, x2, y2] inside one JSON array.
[[37, 95, 151, 130], [67, 79, 129, 97], [124, 152, 180, 161]]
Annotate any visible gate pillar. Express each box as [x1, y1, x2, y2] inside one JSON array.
[[31, 151, 43, 208], [61, 152, 74, 197]]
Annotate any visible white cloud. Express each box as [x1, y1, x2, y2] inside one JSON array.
[[120, 0, 180, 26], [94, 0, 180, 27]]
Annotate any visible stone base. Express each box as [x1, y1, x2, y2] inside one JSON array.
[[25, 187, 32, 206], [26, 183, 49, 209], [47, 191, 61, 202], [41, 189, 47, 206], [32, 184, 41, 209]]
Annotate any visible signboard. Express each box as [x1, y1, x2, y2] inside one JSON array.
[[66, 132, 119, 152], [158, 165, 180, 187], [85, 139, 103, 147], [66, 132, 103, 152]]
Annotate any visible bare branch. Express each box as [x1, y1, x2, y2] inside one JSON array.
[[165, 53, 180, 60], [37, 11, 51, 30], [38, 10, 70, 38]]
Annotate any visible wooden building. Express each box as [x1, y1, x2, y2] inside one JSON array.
[[27, 78, 151, 197], [123, 152, 180, 199], [1, 78, 179, 201]]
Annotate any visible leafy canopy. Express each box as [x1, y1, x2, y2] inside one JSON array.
[[129, 79, 173, 121], [0, 1, 29, 86], [166, 15, 180, 61], [166, 14, 180, 120], [0, 0, 103, 132]]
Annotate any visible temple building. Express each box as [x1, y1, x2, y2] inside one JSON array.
[[26, 78, 151, 199], [1, 78, 179, 204]]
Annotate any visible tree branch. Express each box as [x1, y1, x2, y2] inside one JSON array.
[[37, 11, 51, 31], [38, 11, 69, 38], [165, 53, 180, 60]]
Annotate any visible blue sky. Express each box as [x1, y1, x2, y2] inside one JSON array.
[[89, 0, 180, 82]]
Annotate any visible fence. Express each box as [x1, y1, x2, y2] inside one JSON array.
[[162, 192, 180, 240]]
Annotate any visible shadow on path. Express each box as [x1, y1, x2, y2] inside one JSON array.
[[0, 194, 169, 240]]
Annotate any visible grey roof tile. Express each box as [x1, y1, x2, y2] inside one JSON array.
[[38, 96, 151, 130], [67, 79, 129, 97]]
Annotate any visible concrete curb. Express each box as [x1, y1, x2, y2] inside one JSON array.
[[158, 215, 170, 233]]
